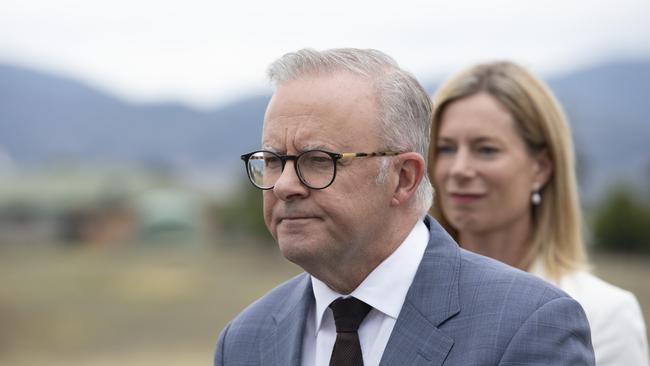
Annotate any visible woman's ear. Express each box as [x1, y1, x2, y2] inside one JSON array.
[[391, 152, 425, 207], [533, 149, 553, 189]]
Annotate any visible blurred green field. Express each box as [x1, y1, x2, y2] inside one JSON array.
[[0, 244, 648, 365]]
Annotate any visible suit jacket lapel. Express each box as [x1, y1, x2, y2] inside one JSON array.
[[380, 217, 461, 366], [260, 274, 313, 366]]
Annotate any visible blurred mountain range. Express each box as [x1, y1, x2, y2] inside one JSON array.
[[1, 60, 649, 202]]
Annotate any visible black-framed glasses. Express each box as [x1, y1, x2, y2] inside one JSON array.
[[240, 149, 402, 190]]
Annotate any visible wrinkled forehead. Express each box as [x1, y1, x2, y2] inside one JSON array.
[[261, 73, 382, 151]]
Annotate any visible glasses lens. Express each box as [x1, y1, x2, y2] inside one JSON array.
[[297, 150, 335, 189], [247, 151, 282, 189]]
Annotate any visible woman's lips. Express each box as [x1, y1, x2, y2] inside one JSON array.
[[449, 193, 483, 204]]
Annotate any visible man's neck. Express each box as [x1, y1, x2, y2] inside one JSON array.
[[317, 213, 421, 294]]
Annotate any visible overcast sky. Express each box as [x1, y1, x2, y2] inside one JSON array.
[[1, 0, 649, 108]]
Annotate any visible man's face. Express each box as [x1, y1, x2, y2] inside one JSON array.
[[261, 72, 395, 275]]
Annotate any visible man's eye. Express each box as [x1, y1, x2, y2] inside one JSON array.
[[265, 157, 281, 167], [310, 156, 331, 164], [303, 156, 332, 170]]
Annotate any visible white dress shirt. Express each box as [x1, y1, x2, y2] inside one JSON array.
[[300, 219, 429, 366]]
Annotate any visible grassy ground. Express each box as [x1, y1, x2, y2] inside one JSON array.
[[0, 243, 300, 366], [0, 244, 647, 365]]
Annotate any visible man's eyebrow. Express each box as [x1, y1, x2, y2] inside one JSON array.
[[260, 143, 337, 154], [261, 145, 280, 152], [301, 143, 333, 151]]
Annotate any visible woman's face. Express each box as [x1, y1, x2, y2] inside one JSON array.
[[432, 92, 550, 235]]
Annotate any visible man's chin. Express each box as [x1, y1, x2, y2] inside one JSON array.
[[278, 239, 319, 268]]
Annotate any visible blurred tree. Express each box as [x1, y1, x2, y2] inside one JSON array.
[[212, 179, 273, 246], [592, 184, 650, 253]]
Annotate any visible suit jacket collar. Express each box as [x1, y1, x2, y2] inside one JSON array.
[[261, 215, 460, 365], [260, 273, 313, 366], [379, 216, 460, 365]]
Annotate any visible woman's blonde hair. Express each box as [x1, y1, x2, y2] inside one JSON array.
[[428, 61, 587, 280]]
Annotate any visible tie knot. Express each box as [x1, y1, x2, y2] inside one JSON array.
[[329, 297, 372, 333]]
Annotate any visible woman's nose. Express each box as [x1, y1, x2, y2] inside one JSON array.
[[449, 149, 476, 179]]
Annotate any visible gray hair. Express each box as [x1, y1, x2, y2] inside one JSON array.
[[268, 48, 433, 216]]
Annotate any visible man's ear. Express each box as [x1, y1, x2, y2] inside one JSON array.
[[391, 152, 425, 207]]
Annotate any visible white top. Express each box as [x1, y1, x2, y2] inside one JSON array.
[[300, 219, 429, 366], [531, 264, 649, 366]]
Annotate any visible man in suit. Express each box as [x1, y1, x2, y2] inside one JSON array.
[[215, 48, 595, 366]]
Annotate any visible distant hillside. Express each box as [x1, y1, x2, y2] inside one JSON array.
[[1, 61, 649, 202], [0, 64, 269, 168], [547, 61, 650, 201]]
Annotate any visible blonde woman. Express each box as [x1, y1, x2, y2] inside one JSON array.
[[428, 61, 648, 365]]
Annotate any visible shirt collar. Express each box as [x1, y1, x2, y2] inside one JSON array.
[[310, 219, 429, 334]]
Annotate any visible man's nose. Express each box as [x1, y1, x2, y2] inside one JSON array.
[[272, 161, 309, 200]]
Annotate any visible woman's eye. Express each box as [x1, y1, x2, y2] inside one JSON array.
[[436, 145, 455, 154], [477, 146, 498, 155]]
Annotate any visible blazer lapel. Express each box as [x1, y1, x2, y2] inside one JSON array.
[[380, 217, 461, 366], [260, 274, 314, 366]]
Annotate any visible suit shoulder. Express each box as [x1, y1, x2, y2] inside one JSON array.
[[215, 272, 311, 364], [448, 250, 594, 364], [458, 248, 569, 307], [228, 272, 310, 328]]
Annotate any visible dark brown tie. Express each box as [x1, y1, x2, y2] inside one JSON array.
[[329, 297, 372, 366]]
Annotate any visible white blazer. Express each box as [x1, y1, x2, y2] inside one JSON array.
[[532, 264, 649, 366]]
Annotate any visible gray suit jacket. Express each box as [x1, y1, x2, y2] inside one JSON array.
[[215, 216, 595, 365]]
